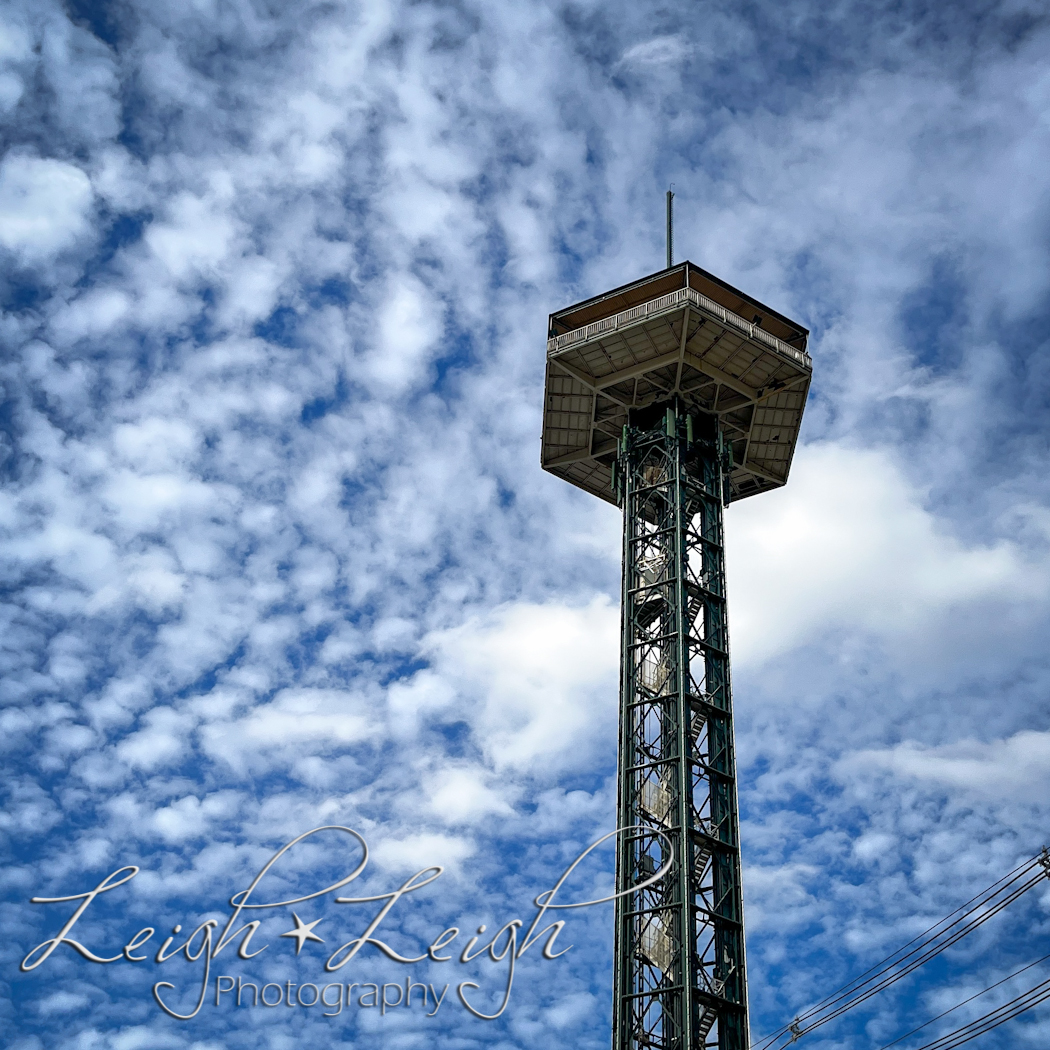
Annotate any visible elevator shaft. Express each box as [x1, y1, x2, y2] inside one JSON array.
[[612, 404, 748, 1050]]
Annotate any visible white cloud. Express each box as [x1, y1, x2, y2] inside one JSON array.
[[144, 185, 240, 282], [0, 154, 93, 262], [201, 688, 381, 773], [367, 275, 444, 391], [420, 597, 620, 772], [0, 780, 62, 836], [114, 707, 192, 771], [424, 765, 516, 823], [387, 670, 456, 738], [845, 730, 1050, 801], [0, 19, 32, 63], [150, 791, 241, 843], [0, 71, 23, 110], [50, 288, 132, 342], [108, 1025, 185, 1050], [101, 470, 230, 533], [369, 830, 475, 875], [619, 35, 692, 68], [726, 441, 1036, 665], [0, 19, 30, 112], [111, 418, 199, 472], [44, 722, 96, 756], [218, 253, 283, 326], [35, 990, 89, 1015]]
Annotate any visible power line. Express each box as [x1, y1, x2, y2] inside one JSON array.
[[786, 866, 1046, 1040], [754, 849, 1049, 1050], [758, 852, 1039, 1046], [756, 854, 1043, 1049], [907, 970, 1050, 1050], [874, 950, 1050, 1050]]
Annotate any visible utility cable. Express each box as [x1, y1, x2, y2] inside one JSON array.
[[786, 867, 1047, 1037], [873, 950, 1050, 1050], [756, 855, 1042, 1049], [906, 971, 1050, 1050], [754, 849, 1049, 1050], [757, 853, 1038, 1046]]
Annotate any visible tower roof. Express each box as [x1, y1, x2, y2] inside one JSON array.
[[541, 261, 812, 504]]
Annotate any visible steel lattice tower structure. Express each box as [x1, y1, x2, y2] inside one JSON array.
[[541, 261, 812, 1050]]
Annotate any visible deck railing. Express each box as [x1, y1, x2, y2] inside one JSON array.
[[547, 286, 812, 370]]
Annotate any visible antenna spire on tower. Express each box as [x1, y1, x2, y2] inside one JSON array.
[[665, 186, 674, 269]]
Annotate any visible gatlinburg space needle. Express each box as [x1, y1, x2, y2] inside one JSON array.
[[541, 192, 812, 1050]]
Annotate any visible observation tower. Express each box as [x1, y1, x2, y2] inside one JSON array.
[[541, 246, 812, 1050]]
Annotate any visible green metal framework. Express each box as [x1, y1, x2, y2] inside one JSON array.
[[612, 401, 748, 1050]]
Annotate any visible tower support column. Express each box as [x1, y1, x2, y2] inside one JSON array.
[[612, 402, 749, 1050]]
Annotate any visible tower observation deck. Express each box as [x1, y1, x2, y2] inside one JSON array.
[[541, 261, 811, 1050]]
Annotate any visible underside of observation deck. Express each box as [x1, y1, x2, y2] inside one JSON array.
[[541, 262, 811, 504]]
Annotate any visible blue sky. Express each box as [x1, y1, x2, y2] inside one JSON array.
[[2, 0, 1050, 1047]]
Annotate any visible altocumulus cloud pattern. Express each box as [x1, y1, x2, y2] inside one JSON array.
[[2, 1, 1050, 1048]]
